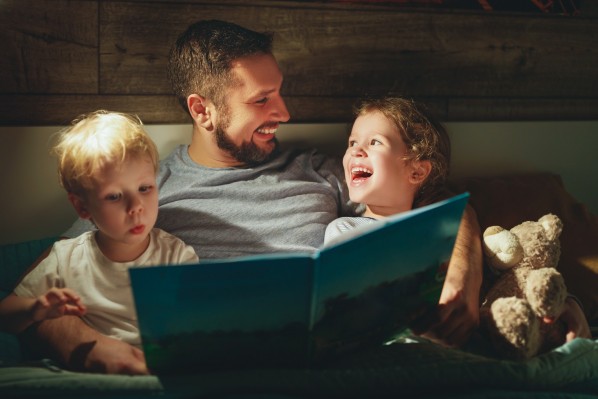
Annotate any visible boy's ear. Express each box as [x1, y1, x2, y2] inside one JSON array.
[[187, 94, 213, 129], [68, 193, 92, 220], [409, 160, 432, 184]]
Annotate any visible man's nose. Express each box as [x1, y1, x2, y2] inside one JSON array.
[[272, 96, 290, 122]]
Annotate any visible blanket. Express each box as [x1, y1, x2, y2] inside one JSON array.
[[1, 337, 598, 398]]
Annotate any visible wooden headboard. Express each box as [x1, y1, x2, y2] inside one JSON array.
[[1, 0, 598, 126]]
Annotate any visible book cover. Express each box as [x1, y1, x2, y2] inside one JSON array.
[[129, 192, 469, 374]]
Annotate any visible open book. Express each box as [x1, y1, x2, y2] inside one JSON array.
[[129, 192, 469, 374]]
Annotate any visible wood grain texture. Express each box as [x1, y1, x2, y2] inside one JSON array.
[[6, 94, 597, 125], [100, 2, 598, 97], [0, 95, 187, 125], [1, 0, 597, 125], [0, 0, 97, 94]]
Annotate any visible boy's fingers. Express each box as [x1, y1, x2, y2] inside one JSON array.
[[36, 295, 51, 308], [63, 304, 87, 316], [46, 288, 69, 304]]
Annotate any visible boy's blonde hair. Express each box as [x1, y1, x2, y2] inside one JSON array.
[[354, 97, 451, 208], [52, 110, 159, 196]]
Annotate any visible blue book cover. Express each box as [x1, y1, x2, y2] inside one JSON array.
[[129, 192, 469, 374]]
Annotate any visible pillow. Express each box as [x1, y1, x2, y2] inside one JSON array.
[[0, 236, 58, 300], [449, 173, 598, 321], [0, 237, 58, 362]]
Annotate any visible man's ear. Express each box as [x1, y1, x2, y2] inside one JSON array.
[[187, 94, 213, 129], [68, 193, 92, 220], [409, 160, 432, 184]]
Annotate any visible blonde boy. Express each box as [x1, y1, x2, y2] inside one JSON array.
[[0, 111, 198, 347]]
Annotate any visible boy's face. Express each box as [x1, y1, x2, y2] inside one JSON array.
[[344, 111, 422, 217], [70, 155, 158, 260], [210, 53, 290, 166]]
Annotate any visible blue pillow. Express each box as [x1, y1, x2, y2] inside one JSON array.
[[0, 237, 58, 363], [0, 237, 58, 300]]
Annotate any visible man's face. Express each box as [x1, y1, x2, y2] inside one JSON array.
[[211, 53, 290, 166]]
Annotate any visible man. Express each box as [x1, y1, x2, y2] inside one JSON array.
[[26, 20, 587, 375]]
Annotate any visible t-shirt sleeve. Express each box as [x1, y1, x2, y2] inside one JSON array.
[[324, 220, 343, 246], [13, 247, 63, 298], [174, 241, 199, 264], [158, 229, 199, 264]]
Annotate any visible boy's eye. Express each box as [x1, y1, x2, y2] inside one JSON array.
[[370, 139, 382, 145], [105, 193, 121, 201], [139, 185, 153, 193], [348, 140, 358, 147], [255, 97, 268, 104]]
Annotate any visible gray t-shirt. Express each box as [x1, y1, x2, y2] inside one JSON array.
[[64, 145, 355, 259]]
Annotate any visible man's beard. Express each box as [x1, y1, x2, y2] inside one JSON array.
[[214, 124, 280, 166]]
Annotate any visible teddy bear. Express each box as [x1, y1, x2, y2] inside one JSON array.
[[480, 213, 568, 360]]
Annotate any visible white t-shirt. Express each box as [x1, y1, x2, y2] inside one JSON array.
[[324, 216, 378, 246], [14, 228, 198, 347]]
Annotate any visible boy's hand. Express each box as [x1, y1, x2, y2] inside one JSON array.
[[32, 287, 86, 322]]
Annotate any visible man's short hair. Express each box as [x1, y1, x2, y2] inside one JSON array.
[[167, 20, 273, 114]]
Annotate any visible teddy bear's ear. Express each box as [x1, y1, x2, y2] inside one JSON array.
[[538, 214, 563, 242], [483, 227, 524, 271]]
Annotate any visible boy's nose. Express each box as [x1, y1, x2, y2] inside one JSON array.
[[128, 197, 143, 215]]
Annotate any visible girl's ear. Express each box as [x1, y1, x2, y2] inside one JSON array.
[[68, 193, 92, 220], [409, 160, 432, 184], [187, 94, 214, 130]]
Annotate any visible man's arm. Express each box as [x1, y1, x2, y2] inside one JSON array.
[[411, 204, 484, 347], [23, 316, 148, 375]]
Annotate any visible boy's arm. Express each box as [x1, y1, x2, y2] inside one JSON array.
[[411, 204, 484, 347], [24, 316, 148, 375], [0, 289, 86, 334], [17, 238, 147, 375], [0, 294, 41, 333], [2, 244, 70, 334]]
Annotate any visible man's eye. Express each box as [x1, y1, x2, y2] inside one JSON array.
[[256, 97, 268, 104]]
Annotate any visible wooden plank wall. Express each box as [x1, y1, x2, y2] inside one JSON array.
[[1, 0, 597, 125]]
